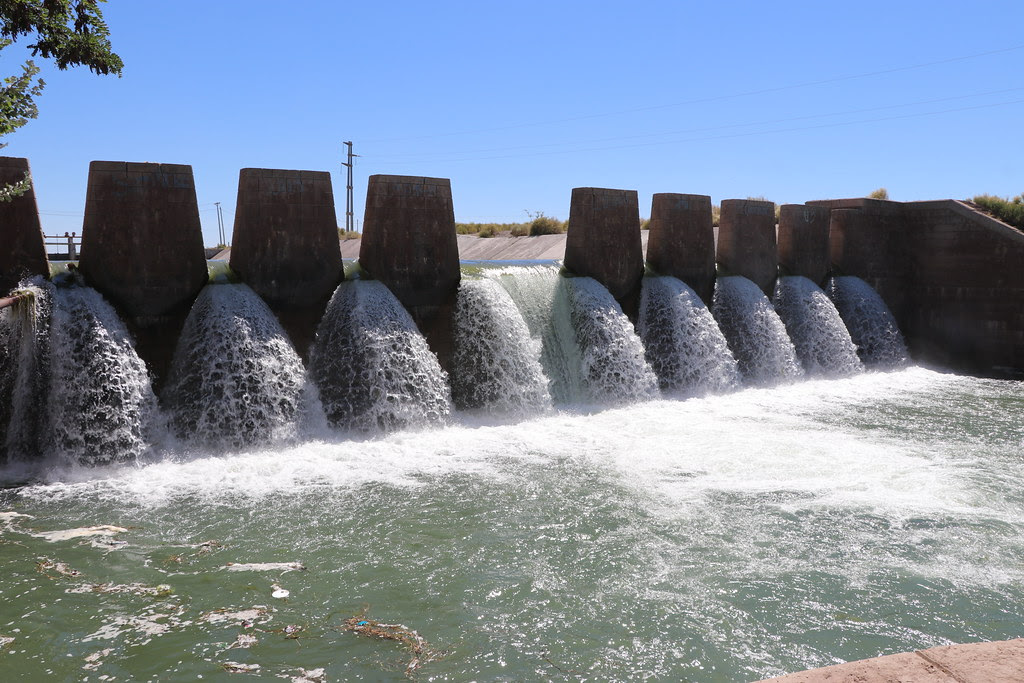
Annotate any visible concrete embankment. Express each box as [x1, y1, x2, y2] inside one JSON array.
[[758, 638, 1024, 682]]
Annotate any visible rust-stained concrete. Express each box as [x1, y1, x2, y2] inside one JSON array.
[[718, 198, 778, 296], [78, 161, 207, 388], [229, 168, 342, 358], [759, 638, 1024, 682], [778, 204, 830, 286], [0, 156, 48, 294], [564, 187, 644, 320], [646, 193, 716, 306], [359, 174, 460, 371]]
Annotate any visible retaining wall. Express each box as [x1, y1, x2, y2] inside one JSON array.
[[812, 198, 1024, 376], [0, 157, 48, 294]]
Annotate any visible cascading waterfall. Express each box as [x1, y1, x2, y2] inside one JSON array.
[[0, 277, 52, 462], [827, 276, 909, 366], [485, 264, 586, 403], [45, 285, 157, 465], [637, 275, 740, 395], [161, 284, 308, 448], [451, 277, 552, 415], [309, 279, 452, 432], [713, 275, 803, 384], [563, 276, 660, 404], [772, 276, 863, 376]]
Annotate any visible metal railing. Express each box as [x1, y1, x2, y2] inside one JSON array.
[[43, 232, 82, 260]]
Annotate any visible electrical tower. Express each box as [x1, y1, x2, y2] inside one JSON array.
[[342, 141, 359, 232]]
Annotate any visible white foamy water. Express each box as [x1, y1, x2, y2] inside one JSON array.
[[0, 277, 52, 461], [827, 276, 909, 366], [45, 286, 157, 465], [773, 276, 863, 376], [638, 275, 740, 395], [713, 275, 803, 384], [563, 276, 660, 404], [451, 278, 552, 415], [487, 264, 587, 403], [162, 284, 307, 448], [309, 280, 452, 432], [3, 368, 1023, 682]]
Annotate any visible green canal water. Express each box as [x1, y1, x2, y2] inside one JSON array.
[[1, 367, 1022, 681]]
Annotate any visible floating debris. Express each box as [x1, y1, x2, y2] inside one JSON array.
[[222, 661, 261, 674], [341, 609, 443, 678], [36, 557, 81, 579], [34, 525, 128, 542], [224, 561, 306, 573], [82, 648, 113, 671], [229, 633, 258, 649], [271, 583, 290, 599], [277, 667, 326, 683], [200, 607, 270, 627], [67, 582, 173, 597], [0, 511, 33, 533]]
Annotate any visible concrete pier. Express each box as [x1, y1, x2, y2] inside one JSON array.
[[777, 204, 831, 285], [0, 157, 48, 294], [229, 168, 343, 358], [645, 193, 716, 305], [717, 199, 778, 296], [78, 161, 207, 385], [359, 174, 461, 369], [564, 187, 644, 319]]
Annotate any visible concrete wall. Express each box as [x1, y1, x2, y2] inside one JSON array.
[[229, 168, 343, 358], [0, 157, 48, 294], [777, 204, 830, 286], [79, 161, 207, 386], [811, 197, 1024, 376], [359, 174, 461, 370], [717, 199, 777, 295], [646, 193, 716, 305], [565, 187, 644, 319]]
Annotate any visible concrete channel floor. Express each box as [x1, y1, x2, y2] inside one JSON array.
[[758, 638, 1024, 682]]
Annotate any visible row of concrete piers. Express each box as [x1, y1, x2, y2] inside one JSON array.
[[12, 154, 1023, 379], [0, 156, 844, 384]]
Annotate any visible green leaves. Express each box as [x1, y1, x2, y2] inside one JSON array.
[[0, 0, 123, 75]]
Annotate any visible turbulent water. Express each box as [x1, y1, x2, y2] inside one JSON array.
[[773, 276, 863, 376], [563, 276, 660, 404], [713, 276, 803, 384], [162, 284, 308, 449], [486, 264, 587, 403], [309, 280, 452, 432], [451, 278, 551, 415], [1, 369, 1022, 681], [638, 275, 740, 395], [44, 286, 157, 466], [0, 278, 52, 464], [827, 276, 909, 367]]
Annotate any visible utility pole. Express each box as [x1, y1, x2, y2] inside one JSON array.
[[342, 141, 359, 232], [214, 201, 226, 246]]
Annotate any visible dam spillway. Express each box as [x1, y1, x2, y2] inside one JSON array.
[[3, 154, 1022, 468], [2, 157, 1024, 681]]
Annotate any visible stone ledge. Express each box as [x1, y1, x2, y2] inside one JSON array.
[[759, 638, 1024, 682]]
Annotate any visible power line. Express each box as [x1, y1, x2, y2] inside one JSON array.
[[363, 43, 1024, 144], [367, 97, 1024, 166], [367, 86, 1024, 162]]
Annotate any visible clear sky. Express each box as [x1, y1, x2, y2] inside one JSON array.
[[5, 0, 1024, 246]]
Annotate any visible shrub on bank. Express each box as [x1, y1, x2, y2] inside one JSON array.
[[972, 194, 1024, 229]]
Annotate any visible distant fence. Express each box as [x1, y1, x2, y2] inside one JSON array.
[[43, 232, 82, 259]]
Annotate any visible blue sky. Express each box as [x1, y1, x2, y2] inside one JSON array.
[[5, 0, 1024, 246]]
